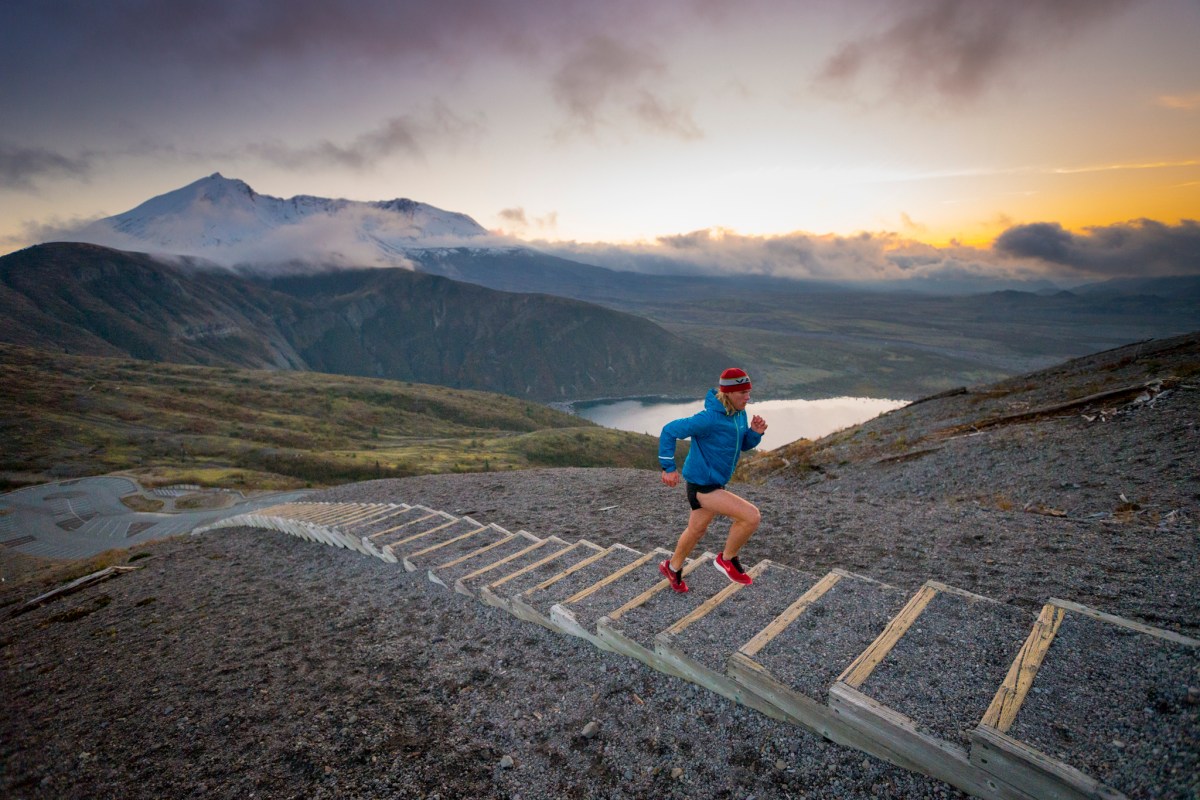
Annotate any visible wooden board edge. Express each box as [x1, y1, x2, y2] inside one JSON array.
[[970, 725, 1127, 800], [829, 683, 1035, 800], [1049, 598, 1200, 647]]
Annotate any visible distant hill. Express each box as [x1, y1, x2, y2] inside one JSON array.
[[0, 242, 729, 401], [0, 343, 665, 490]]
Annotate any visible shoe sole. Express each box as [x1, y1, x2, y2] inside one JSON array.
[[714, 558, 752, 586]]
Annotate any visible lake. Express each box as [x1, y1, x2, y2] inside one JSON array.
[[572, 396, 908, 451]]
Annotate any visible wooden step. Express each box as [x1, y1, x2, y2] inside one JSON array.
[[595, 552, 721, 678], [480, 540, 605, 618], [549, 548, 674, 652], [829, 581, 1038, 800], [510, 543, 644, 633], [339, 504, 408, 532], [399, 517, 495, 571], [359, 506, 444, 559], [349, 504, 419, 537], [367, 510, 456, 558], [455, 536, 570, 597], [727, 568, 925, 771], [970, 599, 1200, 800], [654, 560, 821, 721], [428, 529, 540, 589], [385, 517, 489, 567], [305, 502, 376, 525]]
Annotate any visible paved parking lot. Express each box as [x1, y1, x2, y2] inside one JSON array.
[[0, 476, 309, 560]]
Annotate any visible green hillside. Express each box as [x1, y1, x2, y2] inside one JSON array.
[[0, 344, 660, 491]]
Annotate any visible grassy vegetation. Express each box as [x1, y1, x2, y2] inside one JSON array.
[[0, 344, 659, 491]]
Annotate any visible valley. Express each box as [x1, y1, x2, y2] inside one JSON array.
[[0, 344, 663, 491]]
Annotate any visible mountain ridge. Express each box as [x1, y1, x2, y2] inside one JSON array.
[[0, 242, 728, 401]]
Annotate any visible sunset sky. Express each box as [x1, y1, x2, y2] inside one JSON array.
[[2, 0, 1198, 283]]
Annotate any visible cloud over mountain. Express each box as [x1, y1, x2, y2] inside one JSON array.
[[50, 173, 495, 270]]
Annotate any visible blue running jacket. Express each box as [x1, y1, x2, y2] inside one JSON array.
[[658, 388, 762, 485]]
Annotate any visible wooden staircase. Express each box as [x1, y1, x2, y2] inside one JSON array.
[[195, 501, 1199, 800]]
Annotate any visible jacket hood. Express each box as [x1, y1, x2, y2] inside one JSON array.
[[703, 387, 727, 414]]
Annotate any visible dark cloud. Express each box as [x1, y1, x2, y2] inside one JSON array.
[[995, 219, 1200, 277], [632, 91, 703, 140], [243, 106, 483, 170], [816, 0, 1133, 104], [498, 208, 529, 226], [3, 1, 704, 149], [551, 35, 701, 140], [0, 143, 92, 191]]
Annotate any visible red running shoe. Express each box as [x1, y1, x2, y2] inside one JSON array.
[[659, 559, 689, 592], [714, 552, 752, 585]]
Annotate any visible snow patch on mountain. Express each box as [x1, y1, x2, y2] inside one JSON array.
[[60, 173, 497, 271]]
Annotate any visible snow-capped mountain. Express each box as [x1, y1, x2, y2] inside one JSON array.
[[63, 173, 491, 270]]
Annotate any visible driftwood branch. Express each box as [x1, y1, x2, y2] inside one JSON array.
[[11, 565, 140, 617], [933, 378, 1175, 439]]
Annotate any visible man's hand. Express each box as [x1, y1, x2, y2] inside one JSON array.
[[751, 414, 768, 434], [661, 470, 680, 487]]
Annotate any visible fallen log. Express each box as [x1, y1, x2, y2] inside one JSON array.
[[11, 565, 140, 617], [932, 378, 1175, 439]]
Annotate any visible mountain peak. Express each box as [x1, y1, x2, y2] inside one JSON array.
[[56, 174, 491, 270]]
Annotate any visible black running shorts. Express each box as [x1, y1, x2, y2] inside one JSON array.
[[686, 481, 725, 510]]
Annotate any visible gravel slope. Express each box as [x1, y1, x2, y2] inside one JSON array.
[[3, 333, 1197, 799]]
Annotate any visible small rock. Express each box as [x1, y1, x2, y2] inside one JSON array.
[[581, 721, 600, 739], [1186, 686, 1200, 706], [499, 755, 514, 770], [1112, 740, 1125, 749], [670, 767, 684, 780], [775, 759, 787, 771], [861, 758, 872, 770]]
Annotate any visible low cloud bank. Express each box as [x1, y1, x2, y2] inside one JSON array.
[[538, 219, 1200, 285], [994, 219, 1200, 277], [32, 205, 1199, 284]]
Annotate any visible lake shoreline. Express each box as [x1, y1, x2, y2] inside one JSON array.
[[568, 395, 911, 451]]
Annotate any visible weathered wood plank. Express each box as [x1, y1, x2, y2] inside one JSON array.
[[1048, 598, 1200, 647], [982, 603, 1065, 732], [660, 560, 768, 636], [13, 565, 140, 615], [739, 569, 842, 659], [561, 549, 659, 605], [838, 582, 938, 689], [366, 510, 440, 540], [605, 552, 715, 623], [970, 725, 1126, 800], [829, 683, 1036, 800]]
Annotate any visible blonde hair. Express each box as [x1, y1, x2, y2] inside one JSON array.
[[717, 391, 739, 415]]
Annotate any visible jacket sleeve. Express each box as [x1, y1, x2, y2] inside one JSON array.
[[658, 412, 711, 472], [741, 427, 763, 451]]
